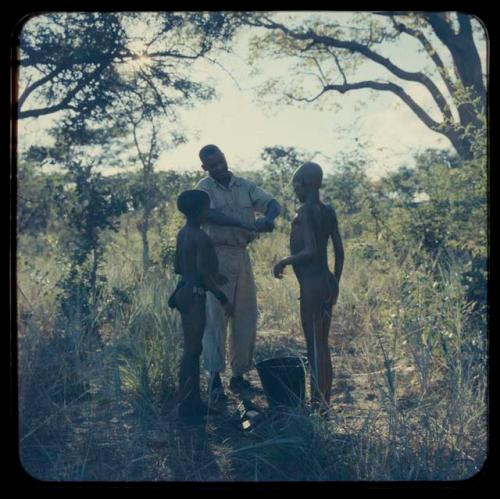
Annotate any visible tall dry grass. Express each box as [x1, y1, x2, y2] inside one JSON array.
[[17, 208, 487, 481]]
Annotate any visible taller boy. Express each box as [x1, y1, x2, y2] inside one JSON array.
[[195, 145, 281, 399], [273, 162, 344, 411]]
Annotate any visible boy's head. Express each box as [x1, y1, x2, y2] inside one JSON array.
[[177, 189, 210, 222], [292, 162, 323, 202], [199, 144, 230, 183]]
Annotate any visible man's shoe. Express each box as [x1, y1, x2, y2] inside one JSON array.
[[229, 375, 255, 392]]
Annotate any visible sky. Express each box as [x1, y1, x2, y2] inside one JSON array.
[[17, 12, 488, 179]]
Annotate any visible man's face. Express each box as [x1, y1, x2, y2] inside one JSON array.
[[202, 150, 229, 181], [293, 179, 306, 202]]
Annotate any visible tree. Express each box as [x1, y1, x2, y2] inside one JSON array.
[[16, 12, 236, 123], [17, 161, 65, 234], [322, 156, 374, 240], [18, 12, 239, 275], [241, 12, 487, 160], [54, 158, 129, 340], [123, 109, 160, 274]]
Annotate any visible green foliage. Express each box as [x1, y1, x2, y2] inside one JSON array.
[[257, 146, 309, 222], [18, 12, 238, 125], [16, 12, 488, 481], [380, 148, 487, 306], [114, 275, 182, 414], [242, 12, 486, 160], [17, 161, 65, 234], [322, 156, 373, 239], [17, 136, 487, 481], [53, 160, 129, 341]]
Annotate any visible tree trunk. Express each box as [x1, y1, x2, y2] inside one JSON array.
[[445, 128, 474, 161], [141, 208, 150, 274], [428, 13, 486, 159], [90, 246, 99, 306], [138, 163, 153, 275]]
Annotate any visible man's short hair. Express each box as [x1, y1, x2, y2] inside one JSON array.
[[199, 144, 221, 161], [177, 189, 210, 217]]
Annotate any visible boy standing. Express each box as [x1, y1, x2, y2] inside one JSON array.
[[273, 162, 344, 412], [168, 189, 234, 424]]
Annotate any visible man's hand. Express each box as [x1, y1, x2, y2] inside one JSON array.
[[240, 221, 257, 232], [273, 260, 287, 279], [255, 217, 275, 233], [213, 273, 228, 286]]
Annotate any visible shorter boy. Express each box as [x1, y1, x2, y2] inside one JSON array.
[[168, 189, 233, 424]]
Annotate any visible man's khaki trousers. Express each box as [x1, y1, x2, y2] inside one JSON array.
[[202, 245, 257, 377]]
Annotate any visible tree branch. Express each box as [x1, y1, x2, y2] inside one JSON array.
[[291, 80, 442, 132], [388, 16, 456, 120], [18, 53, 116, 119], [146, 121, 158, 170], [424, 12, 486, 111], [203, 55, 244, 91], [251, 16, 454, 122], [137, 67, 172, 118], [308, 57, 329, 86], [457, 13, 473, 38], [18, 65, 65, 110], [148, 47, 206, 61], [423, 13, 457, 46], [330, 51, 347, 85]]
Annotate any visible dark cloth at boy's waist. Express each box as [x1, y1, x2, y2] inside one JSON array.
[[178, 277, 207, 295]]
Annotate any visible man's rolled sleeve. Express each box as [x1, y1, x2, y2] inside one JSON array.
[[248, 181, 274, 215]]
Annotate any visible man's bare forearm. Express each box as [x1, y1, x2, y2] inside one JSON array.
[[265, 199, 281, 221], [205, 208, 253, 230]]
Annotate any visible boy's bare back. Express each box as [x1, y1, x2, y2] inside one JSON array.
[[175, 226, 218, 284], [173, 225, 232, 315]]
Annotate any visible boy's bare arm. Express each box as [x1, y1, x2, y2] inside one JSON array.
[[274, 206, 317, 278], [173, 232, 182, 275], [329, 206, 344, 283], [196, 234, 233, 314]]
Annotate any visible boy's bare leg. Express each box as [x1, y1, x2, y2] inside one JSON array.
[[300, 294, 321, 408], [318, 300, 334, 406], [178, 296, 206, 418], [300, 284, 334, 410]]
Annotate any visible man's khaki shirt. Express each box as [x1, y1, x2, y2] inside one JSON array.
[[195, 173, 274, 248]]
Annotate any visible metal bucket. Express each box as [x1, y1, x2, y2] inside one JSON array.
[[256, 356, 306, 409]]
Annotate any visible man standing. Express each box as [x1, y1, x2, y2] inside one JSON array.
[[195, 144, 280, 400]]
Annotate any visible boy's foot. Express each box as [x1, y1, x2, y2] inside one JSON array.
[[229, 375, 256, 392], [208, 372, 228, 402]]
